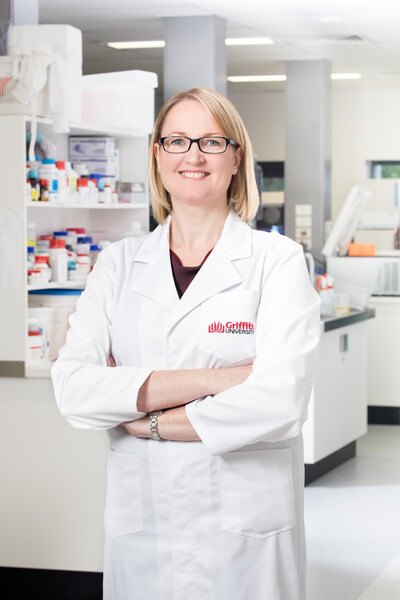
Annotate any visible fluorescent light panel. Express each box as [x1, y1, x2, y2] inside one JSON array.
[[107, 37, 275, 50], [331, 73, 362, 80], [227, 75, 287, 83], [228, 73, 362, 83], [225, 37, 275, 46], [107, 40, 165, 49]]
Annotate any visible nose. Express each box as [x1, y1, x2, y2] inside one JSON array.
[[185, 140, 205, 163]]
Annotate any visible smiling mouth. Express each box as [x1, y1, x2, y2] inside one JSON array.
[[179, 171, 209, 179]]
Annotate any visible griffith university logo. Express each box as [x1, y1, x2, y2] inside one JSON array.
[[208, 321, 255, 335]]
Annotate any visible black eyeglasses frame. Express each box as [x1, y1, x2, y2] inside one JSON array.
[[158, 136, 239, 154]]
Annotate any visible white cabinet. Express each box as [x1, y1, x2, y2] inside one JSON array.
[[367, 296, 400, 407], [0, 115, 150, 376], [303, 318, 369, 464]]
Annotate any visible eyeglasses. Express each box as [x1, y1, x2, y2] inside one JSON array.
[[158, 136, 238, 154]]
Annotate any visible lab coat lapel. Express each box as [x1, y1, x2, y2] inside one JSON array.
[[169, 211, 253, 329], [129, 211, 253, 324], [129, 217, 179, 312]]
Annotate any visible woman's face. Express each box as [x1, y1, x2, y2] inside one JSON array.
[[154, 99, 242, 212]]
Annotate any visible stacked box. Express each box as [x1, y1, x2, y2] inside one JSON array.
[[69, 136, 117, 177]]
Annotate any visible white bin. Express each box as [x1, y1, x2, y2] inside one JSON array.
[[81, 70, 158, 134], [28, 289, 82, 361]]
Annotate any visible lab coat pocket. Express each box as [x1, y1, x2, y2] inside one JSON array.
[[218, 448, 295, 539], [104, 450, 143, 538], [199, 290, 259, 364]]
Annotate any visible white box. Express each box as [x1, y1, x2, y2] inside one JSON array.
[[81, 70, 158, 134], [69, 136, 115, 159], [7, 24, 82, 122], [72, 158, 117, 177]]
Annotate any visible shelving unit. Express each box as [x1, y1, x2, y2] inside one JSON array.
[[0, 113, 151, 378]]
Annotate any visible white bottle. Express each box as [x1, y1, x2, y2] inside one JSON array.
[[49, 239, 68, 283], [38, 159, 58, 203], [103, 185, 112, 204], [27, 317, 43, 365], [65, 162, 78, 204], [77, 178, 89, 204], [55, 161, 68, 204], [76, 253, 91, 281]]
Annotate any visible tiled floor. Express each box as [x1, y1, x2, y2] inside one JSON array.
[[304, 425, 400, 600]]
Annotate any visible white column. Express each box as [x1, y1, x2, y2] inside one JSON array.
[[0, 0, 39, 55], [163, 16, 226, 101], [284, 60, 332, 261]]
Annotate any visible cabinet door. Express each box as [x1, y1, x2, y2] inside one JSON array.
[[304, 322, 368, 463], [367, 298, 400, 407]]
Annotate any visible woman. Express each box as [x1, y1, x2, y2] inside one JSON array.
[[52, 87, 320, 600]]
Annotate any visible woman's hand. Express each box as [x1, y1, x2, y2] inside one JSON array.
[[136, 363, 253, 413], [122, 415, 151, 438]]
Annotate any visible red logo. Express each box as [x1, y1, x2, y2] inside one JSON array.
[[208, 321, 225, 333], [207, 321, 255, 334]]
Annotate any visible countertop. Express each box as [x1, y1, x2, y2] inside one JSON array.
[[321, 308, 375, 332]]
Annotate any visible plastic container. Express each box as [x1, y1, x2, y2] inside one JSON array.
[[103, 184, 112, 204], [26, 317, 43, 365], [334, 293, 350, 316], [28, 170, 40, 201], [76, 236, 92, 255], [28, 289, 83, 360], [38, 159, 58, 203], [77, 177, 89, 203], [27, 222, 36, 248], [80, 70, 158, 133], [34, 255, 51, 284], [68, 260, 77, 281], [76, 253, 91, 280], [90, 244, 101, 266], [39, 179, 49, 202], [55, 161, 68, 204], [66, 227, 85, 250], [49, 238, 68, 283], [27, 246, 35, 270], [28, 306, 55, 362]]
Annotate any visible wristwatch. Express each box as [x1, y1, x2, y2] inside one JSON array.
[[149, 410, 164, 441]]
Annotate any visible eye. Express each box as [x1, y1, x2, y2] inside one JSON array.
[[169, 137, 186, 146], [204, 137, 224, 148]]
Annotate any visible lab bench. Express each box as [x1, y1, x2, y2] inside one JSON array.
[[303, 308, 375, 484]]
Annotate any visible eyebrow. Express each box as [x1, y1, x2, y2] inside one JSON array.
[[163, 132, 224, 137]]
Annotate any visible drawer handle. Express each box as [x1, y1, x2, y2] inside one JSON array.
[[340, 333, 349, 353]]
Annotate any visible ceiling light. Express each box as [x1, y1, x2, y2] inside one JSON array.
[[227, 75, 286, 83], [331, 73, 362, 80], [107, 41, 165, 50], [225, 37, 275, 46]]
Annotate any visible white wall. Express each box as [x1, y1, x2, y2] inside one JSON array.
[[230, 86, 400, 220]]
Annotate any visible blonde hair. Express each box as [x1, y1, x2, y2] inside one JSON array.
[[149, 87, 259, 224]]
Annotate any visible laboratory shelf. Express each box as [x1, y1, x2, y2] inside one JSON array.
[[27, 282, 86, 291], [26, 202, 148, 209], [25, 365, 52, 378]]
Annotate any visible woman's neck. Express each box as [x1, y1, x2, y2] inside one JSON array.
[[169, 204, 229, 267]]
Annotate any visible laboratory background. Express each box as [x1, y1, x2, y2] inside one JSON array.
[[0, 0, 399, 599]]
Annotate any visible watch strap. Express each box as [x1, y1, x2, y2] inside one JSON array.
[[149, 410, 164, 440]]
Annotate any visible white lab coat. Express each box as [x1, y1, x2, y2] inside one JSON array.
[[52, 210, 321, 600]]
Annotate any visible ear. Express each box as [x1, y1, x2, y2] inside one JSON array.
[[154, 143, 160, 170], [233, 146, 243, 173]]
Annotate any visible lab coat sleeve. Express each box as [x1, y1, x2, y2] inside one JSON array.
[[185, 239, 321, 455], [51, 246, 152, 430]]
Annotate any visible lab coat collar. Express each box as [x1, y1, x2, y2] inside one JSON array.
[[129, 210, 253, 324]]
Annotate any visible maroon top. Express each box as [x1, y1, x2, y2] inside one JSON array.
[[170, 249, 213, 298]]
